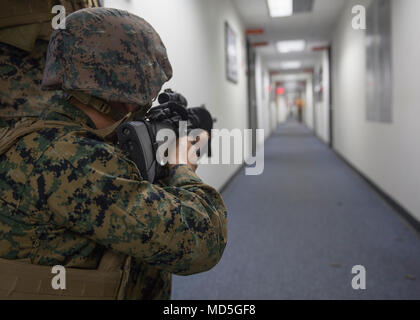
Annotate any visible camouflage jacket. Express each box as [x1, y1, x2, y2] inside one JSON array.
[[0, 99, 228, 299], [0, 41, 63, 122]]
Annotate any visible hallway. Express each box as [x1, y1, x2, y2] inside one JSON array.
[[172, 122, 420, 300]]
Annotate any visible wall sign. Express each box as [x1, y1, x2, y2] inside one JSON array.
[[225, 22, 238, 84], [366, 0, 392, 123]]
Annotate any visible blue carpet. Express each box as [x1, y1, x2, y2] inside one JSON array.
[[172, 122, 420, 299]]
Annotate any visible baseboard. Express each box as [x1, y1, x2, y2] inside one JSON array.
[[311, 124, 420, 233], [333, 150, 420, 234], [219, 126, 420, 234], [219, 163, 246, 194]]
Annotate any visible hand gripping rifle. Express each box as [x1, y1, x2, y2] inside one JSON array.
[[117, 89, 215, 183]]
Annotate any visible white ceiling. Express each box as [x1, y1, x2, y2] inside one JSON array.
[[233, 0, 346, 72]]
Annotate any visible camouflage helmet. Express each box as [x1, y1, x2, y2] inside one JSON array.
[[41, 7, 173, 114]]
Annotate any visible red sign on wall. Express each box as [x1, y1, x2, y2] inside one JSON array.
[[276, 87, 285, 95]]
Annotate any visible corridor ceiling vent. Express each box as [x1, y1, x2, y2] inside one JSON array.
[[293, 0, 314, 14], [277, 40, 306, 53], [279, 61, 302, 69], [267, 0, 314, 18]]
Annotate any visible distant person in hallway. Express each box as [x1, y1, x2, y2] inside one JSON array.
[[296, 97, 304, 123]]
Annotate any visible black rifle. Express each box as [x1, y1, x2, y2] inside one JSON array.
[[117, 89, 215, 183]]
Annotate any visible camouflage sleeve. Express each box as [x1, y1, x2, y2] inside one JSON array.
[[38, 132, 227, 275]]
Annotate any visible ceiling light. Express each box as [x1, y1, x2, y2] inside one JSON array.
[[267, 0, 293, 18], [280, 61, 302, 69], [277, 40, 306, 53]]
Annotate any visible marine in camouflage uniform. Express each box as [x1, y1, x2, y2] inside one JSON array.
[[0, 8, 227, 299], [0, 0, 101, 126]]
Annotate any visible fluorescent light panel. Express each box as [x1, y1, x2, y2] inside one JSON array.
[[277, 40, 306, 53], [267, 0, 293, 18], [280, 61, 302, 69]]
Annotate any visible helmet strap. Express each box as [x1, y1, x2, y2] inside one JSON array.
[[92, 112, 133, 138], [66, 90, 112, 115], [65, 90, 149, 123]]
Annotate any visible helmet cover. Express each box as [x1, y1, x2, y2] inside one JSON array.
[[42, 8, 173, 109]]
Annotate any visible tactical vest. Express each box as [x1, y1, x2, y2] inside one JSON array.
[[0, 116, 132, 300], [0, 252, 131, 300]]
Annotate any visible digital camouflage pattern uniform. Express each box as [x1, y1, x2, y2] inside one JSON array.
[[0, 8, 228, 299], [0, 0, 100, 125]]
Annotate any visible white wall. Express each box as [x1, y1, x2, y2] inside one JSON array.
[[255, 52, 272, 143], [270, 100, 277, 132], [314, 50, 330, 143], [304, 77, 314, 130], [104, 0, 249, 190], [277, 95, 288, 124], [332, 0, 420, 221]]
